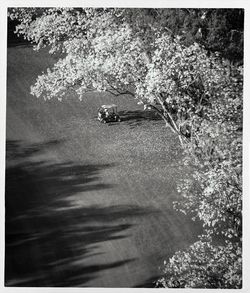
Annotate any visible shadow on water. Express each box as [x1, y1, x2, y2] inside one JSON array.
[[5, 140, 157, 287], [116, 110, 162, 128], [6, 139, 63, 161]]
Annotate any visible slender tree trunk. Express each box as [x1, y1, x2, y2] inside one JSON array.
[[153, 95, 186, 146]]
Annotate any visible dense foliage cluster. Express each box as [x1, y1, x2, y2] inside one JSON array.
[[8, 7, 243, 288], [157, 236, 242, 288], [154, 9, 244, 63]]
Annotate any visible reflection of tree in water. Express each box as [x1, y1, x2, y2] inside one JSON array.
[[5, 140, 157, 287]]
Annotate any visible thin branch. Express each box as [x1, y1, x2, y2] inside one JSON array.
[[148, 104, 173, 131], [106, 88, 135, 97], [108, 83, 135, 97]]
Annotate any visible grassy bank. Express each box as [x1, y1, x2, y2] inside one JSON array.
[[5, 46, 202, 287]]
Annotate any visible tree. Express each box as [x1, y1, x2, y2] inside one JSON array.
[[8, 8, 243, 288], [157, 65, 243, 287], [8, 8, 243, 143]]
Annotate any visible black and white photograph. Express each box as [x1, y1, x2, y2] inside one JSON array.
[[1, 0, 249, 291]]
